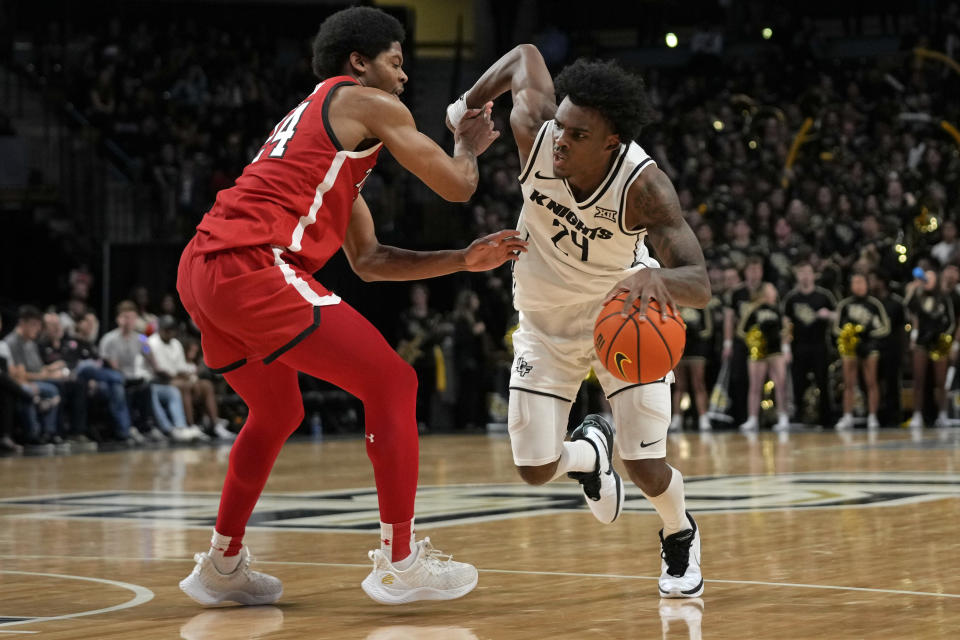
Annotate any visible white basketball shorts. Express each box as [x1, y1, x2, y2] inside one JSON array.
[[507, 300, 673, 466]]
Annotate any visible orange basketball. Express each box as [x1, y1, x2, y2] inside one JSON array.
[[593, 293, 687, 384]]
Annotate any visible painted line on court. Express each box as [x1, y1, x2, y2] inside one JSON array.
[[0, 570, 154, 629], [1, 554, 957, 601]]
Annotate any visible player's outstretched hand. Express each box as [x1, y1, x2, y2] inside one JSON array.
[[463, 229, 528, 271], [603, 269, 677, 321], [455, 101, 500, 156]]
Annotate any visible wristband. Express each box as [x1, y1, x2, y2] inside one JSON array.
[[781, 343, 791, 354], [446, 94, 468, 130], [911, 329, 919, 342], [723, 339, 733, 349]]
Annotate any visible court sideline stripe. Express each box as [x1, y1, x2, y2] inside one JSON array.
[[1, 555, 957, 600]]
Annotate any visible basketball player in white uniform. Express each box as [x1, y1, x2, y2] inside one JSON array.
[[448, 45, 710, 598]]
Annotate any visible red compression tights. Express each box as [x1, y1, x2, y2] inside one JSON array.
[[216, 302, 419, 558]]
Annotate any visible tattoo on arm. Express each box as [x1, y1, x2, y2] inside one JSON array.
[[631, 169, 703, 268], [629, 168, 710, 307]]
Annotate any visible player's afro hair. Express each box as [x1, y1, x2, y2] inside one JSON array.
[[311, 7, 405, 80], [553, 59, 655, 143]]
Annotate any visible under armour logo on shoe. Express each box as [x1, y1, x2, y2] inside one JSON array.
[[367, 433, 375, 443]]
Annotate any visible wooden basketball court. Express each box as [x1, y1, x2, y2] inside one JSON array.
[[1, 428, 959, 639]]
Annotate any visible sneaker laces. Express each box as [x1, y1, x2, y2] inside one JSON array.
[[418, 538, 455, 575], [661, 529, 694, 578]]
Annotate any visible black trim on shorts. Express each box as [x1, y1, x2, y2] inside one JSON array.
[[508, 386, 574, 403], [264, 306, 323, 365], [321, 81, 356, 152], [209, 358, 248, 375], [606, 378, 667, 399]]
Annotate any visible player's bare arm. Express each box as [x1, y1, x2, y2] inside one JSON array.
[[342, 195, 527, 282], [606, 166, 710, 319], [331, 86, 498, 202], [450, 44, 557, 163]]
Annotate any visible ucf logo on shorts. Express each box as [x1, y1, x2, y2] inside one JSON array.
[[515, 356, 533, 377]]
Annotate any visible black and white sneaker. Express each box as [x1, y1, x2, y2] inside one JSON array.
[[658, 511, 703, 598], [567, 414, 625, 524]]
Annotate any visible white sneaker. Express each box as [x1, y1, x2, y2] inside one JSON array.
[[669, 415, 683, 432], [867, 414, 880, 430], [170, 427, 194, 442], [909, 412, 924, 429], [658, 511, 703, 598], [834, 414, 855, 431], [935, 413, 950, 429], [128, 428, 147, 445], [774, 413, 790, 432], [213, 419, 237, 441], [189, 425, 212, 442], [567, 414, 625, 524], [179, 546, 283, 606], [698, 414, 712, 432], [147, 427, 168, 443], [361, 538, 478, 605], [738, 417, 758, 432]]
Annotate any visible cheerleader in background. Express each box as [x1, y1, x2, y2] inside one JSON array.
[[737, 283, 790, 433], [905, 268, 956, 429], [671, 298, 721, 432], [833, 272, 891, 431]]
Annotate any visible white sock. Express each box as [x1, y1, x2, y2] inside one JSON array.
[[209, 530, 241, 573], [642, 466, 691, 536], [551, 439, 598, 481]]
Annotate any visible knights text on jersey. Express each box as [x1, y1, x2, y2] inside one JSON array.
[[512, 120, 658, 310], [194, 76, 381, 273]]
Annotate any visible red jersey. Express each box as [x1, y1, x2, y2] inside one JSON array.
[[194, 76, 381, 273]]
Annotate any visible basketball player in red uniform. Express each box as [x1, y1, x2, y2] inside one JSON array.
[[177, 7, 525, 606]]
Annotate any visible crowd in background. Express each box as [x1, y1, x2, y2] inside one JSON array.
[[2, 6, 960, 454]]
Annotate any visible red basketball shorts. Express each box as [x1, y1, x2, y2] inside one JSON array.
[[177, 236, 341, 373]]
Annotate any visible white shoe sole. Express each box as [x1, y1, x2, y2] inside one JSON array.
[[659, 578, 704, 599], [179, 574, 282, 606], [360, 573, 478, 605]]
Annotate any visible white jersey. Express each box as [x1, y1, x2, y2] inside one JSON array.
[[513, 120, 658, 311]]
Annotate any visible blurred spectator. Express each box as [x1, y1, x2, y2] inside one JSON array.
[[737, 283, 790, 432], [130, 285, 159, 336], [0, 314, 29, 454], [449, 290, 491, 431], [905, 268, 956, 428], [1, 306, 63, 446], [782, 259, 837, 426], [396, 284, 443, 432], [870, 270, 907, 426], [932, 220, 960, 266], [834, 273, 890, 431], [722, 255, 766, 424], [148, 315, 230, 440], [672, 299, 718, 432], [99, 300, 200, 443], [37, 312, 95, 447]]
